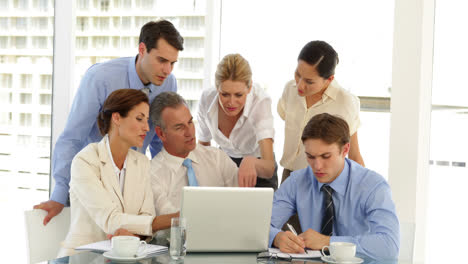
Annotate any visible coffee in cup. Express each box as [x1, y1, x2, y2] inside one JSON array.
[[321, 242, 356, 261]]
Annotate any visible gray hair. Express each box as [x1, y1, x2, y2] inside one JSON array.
[[150, 92, 187, 129]]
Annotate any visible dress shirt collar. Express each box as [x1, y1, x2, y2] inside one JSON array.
[[206, 90, 219, 119], [128, 55, 161, 93], [323, 79, 339, 101], [104, 134, 128, 173], [160, 146, 201, 173], [291, 80, 339, 107], [241, 90, 254, 119], [316, 158, 350, 197]]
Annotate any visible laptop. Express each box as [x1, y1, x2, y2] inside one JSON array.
[[180, 186, 274, 252]]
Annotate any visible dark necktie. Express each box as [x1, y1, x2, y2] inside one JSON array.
[[320, 184, 335, 236], [141, 86, 151, 97]]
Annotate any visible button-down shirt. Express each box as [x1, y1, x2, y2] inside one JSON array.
[[151, 144, 239, 215], [269, 159, 400, 259], [197, 84, 275, 158], [50, 56, 177, 205], [104, 134, 127, 195], [277, 79, 360, 171]]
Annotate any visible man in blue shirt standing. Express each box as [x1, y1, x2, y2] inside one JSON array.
[[270, 113, 399, 260], [33, 20, 184, 225]]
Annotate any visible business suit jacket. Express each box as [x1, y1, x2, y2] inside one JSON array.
[[59, 136, 155, 257]]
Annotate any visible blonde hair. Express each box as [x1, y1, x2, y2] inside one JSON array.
[[215, 54, 252, 89]]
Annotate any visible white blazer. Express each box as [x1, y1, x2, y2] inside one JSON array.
[[59, 136, 155, 257]]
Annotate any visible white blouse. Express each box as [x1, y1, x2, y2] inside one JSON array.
[[277, 79, 361, 171], [197, 84, 275, 158]]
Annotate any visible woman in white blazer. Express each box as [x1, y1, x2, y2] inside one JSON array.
[[59, 89, 178, 257]]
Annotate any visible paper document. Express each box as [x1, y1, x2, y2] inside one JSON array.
[[76, 240, 167, 255], [268, 247, 322, 259]]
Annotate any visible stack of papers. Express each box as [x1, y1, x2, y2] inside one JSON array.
[[268, 247, 322, 259], [76, 240, 167, 255]]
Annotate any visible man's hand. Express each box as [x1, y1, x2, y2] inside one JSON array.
[[298, 228, 330, 250], [33, 200, 65, 226], [273, 231, 306, 253], [238, 156, 257, 187], [107, 228, 138, 240]]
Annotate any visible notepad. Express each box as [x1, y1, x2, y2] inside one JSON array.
[[257, 248, 322, 259], [75, 240, 167, 255]]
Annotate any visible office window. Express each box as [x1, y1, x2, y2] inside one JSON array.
[[20, 74, 32, 88], [122, 0, 132, 9], [0, 17, 9, 28], [32, 36, 48, 49], [185, 37, 204, 53], [1, 1, 53, 263], [0, 36, 8, 49], [121, 16, 131, 30], [37, 135, 50, 149], [15, 17, 28, 31], [19, 113, 32, 127], [78, 0, 89, 10], [14, 0, 29, 10], [92, 36, 109, 49], [77, 17, 89, 32], [0, 0, 9, 9], [33, 0, 49, 11], [19, 93, 32, 104], [32, 17, 48, 31], [135, 0, 153, 9], [40, 75, 51, 90], [0, 112, 12, 125], [180, 16, 204, 31], [97, 0, 110, 11], [427, 1, 468, 263], [76, 37, 88, 50], [17, 134, 32, 146], [0, 74, 12, 88], [39, 94, 51, 105], [220, 0, 394, 179], [13, 36, 27, 49], [93, 17, 110, 31], [39, 114, 51, 128], [120, 36, 131, 49]]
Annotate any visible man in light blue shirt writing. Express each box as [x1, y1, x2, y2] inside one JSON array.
[[270, 113, 399, 260], [34, 20, 184, 225]]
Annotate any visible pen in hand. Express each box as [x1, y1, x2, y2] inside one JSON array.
[[286, 223, 309, 254]]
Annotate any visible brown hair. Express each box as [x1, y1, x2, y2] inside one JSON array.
[[139, 20, 184, 52], [97, 89, 149, 135], [215, 53, 252, 89], [301, 113, 350, 148]]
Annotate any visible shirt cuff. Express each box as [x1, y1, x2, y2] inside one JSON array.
[[255, 129, 275, 143], [197, 134, 212, 143], [269, 227, 282, 247], [50, 184, 70, 206]]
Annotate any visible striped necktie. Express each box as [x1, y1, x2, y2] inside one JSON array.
[[320, 184, 335, 236], [182, 158, 198, 186]]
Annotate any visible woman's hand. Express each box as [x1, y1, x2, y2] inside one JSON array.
[[238, 156, 258, 187], [107, 228, 139, 240]]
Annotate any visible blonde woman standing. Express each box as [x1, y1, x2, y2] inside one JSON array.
[[197, 54, 277, 189]]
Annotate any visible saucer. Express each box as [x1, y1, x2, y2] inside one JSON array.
[[103, 251, 147, 263], [321, 255, 364, 264]]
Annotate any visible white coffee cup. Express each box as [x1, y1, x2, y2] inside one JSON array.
[[111, 236, 147, 257], [321, 242, 356, 261]]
